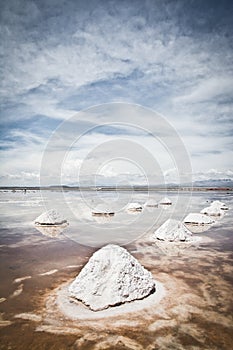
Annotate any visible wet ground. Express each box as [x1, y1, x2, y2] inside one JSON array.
[[0, 190, 232, 349]]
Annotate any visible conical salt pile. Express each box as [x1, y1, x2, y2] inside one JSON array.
[[92, 204, 114, 216], [34, 209, 67, 225], [211, 200, 228, 210], [68, 244, 156, 311], [153, 219, 192, 242], [201, 200, 228, 217], [126, 202, 143, 211], [159, 197, 172, 205], [184, 213, 214, 225], [201, 203, 224, 217]]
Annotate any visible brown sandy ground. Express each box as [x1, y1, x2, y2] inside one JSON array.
[[0, 228, 233, 350]]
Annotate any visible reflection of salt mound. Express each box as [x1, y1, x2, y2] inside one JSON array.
[[92, 204, 114, 216], [159, 197, 172, 205], [34, 224, 66, 238], [185, 224, 212, 233], [145, 199, 158, 207], [34, 209, 67, 225], [184, 213, 215, 225], [126, 202, 143, 211], [155, 239, 199, 256], [68, 244, 156, 311], [201, 203, 224, 217], [93, 215, 114, 224], [153, 219, 192, 242]]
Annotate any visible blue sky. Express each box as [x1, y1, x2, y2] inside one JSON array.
[[0, 0, 233, 186]]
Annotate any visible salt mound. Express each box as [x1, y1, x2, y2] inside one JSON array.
[[68, 244, 156, 311], [153, 219, 192, 242], [92, 204, 114, 216], [183, 213, 214, 225], [200, 200, 229, 216], [145, 199, 158, 207], [34, 209, 67, 225], [126, 202, 143, 211], [211, 200, 228, 210], [159, 197, 172, 205], [201, 204, 224, 217]]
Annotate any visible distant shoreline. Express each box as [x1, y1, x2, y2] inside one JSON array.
[[0, 186, 232, 192]]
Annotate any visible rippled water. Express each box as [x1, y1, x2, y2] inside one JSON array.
[[0, 189, 232, 349]]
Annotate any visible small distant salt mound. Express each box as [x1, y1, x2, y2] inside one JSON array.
[[183, 213, 215, 225], [145, 199, 158, 207], [201, 203, 224, 217], [153, 219, 192, 242], [34, 209, 67, 225], [92, 204, 114, 216], [126, 202, 143, 211], [200, 200, 228, 217], [159, 197, 172, 205], [211, 200, 228, 210], [68, 244, 156, 311]]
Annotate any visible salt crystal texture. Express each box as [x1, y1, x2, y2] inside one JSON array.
[[159, 197, 172, 205], [153, 219, 192, 242], [68, 244, 156, 311], [34, 209, 67, 225], [184, 213, 215, 225]]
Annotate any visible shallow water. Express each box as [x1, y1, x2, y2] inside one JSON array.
[[0, 190, 232, 349]]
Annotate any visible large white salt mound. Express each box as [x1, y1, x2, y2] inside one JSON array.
[[126, 202, 143, 211], [183, 213, 215, 225], [153, 219, 192, 242], [68, 244, 156, 311], [34, 209, 67, 225], [159, 197, 172, 205], [201, 204, 224, 217]]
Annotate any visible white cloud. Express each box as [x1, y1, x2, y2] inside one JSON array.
[[0, 1, 233, 185], [192, 169, 233, 181], [173, 77, 233, 104]]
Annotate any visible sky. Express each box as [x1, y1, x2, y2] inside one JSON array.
[[0, 0, 233, 186]]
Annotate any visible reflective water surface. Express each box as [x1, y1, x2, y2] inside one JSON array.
[[0, 190, 232, 349]]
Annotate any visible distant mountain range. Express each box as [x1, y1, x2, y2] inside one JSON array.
[[0, 178, 233, 191], [191, 178, 233, 188], [67, 178, 233, 189]]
